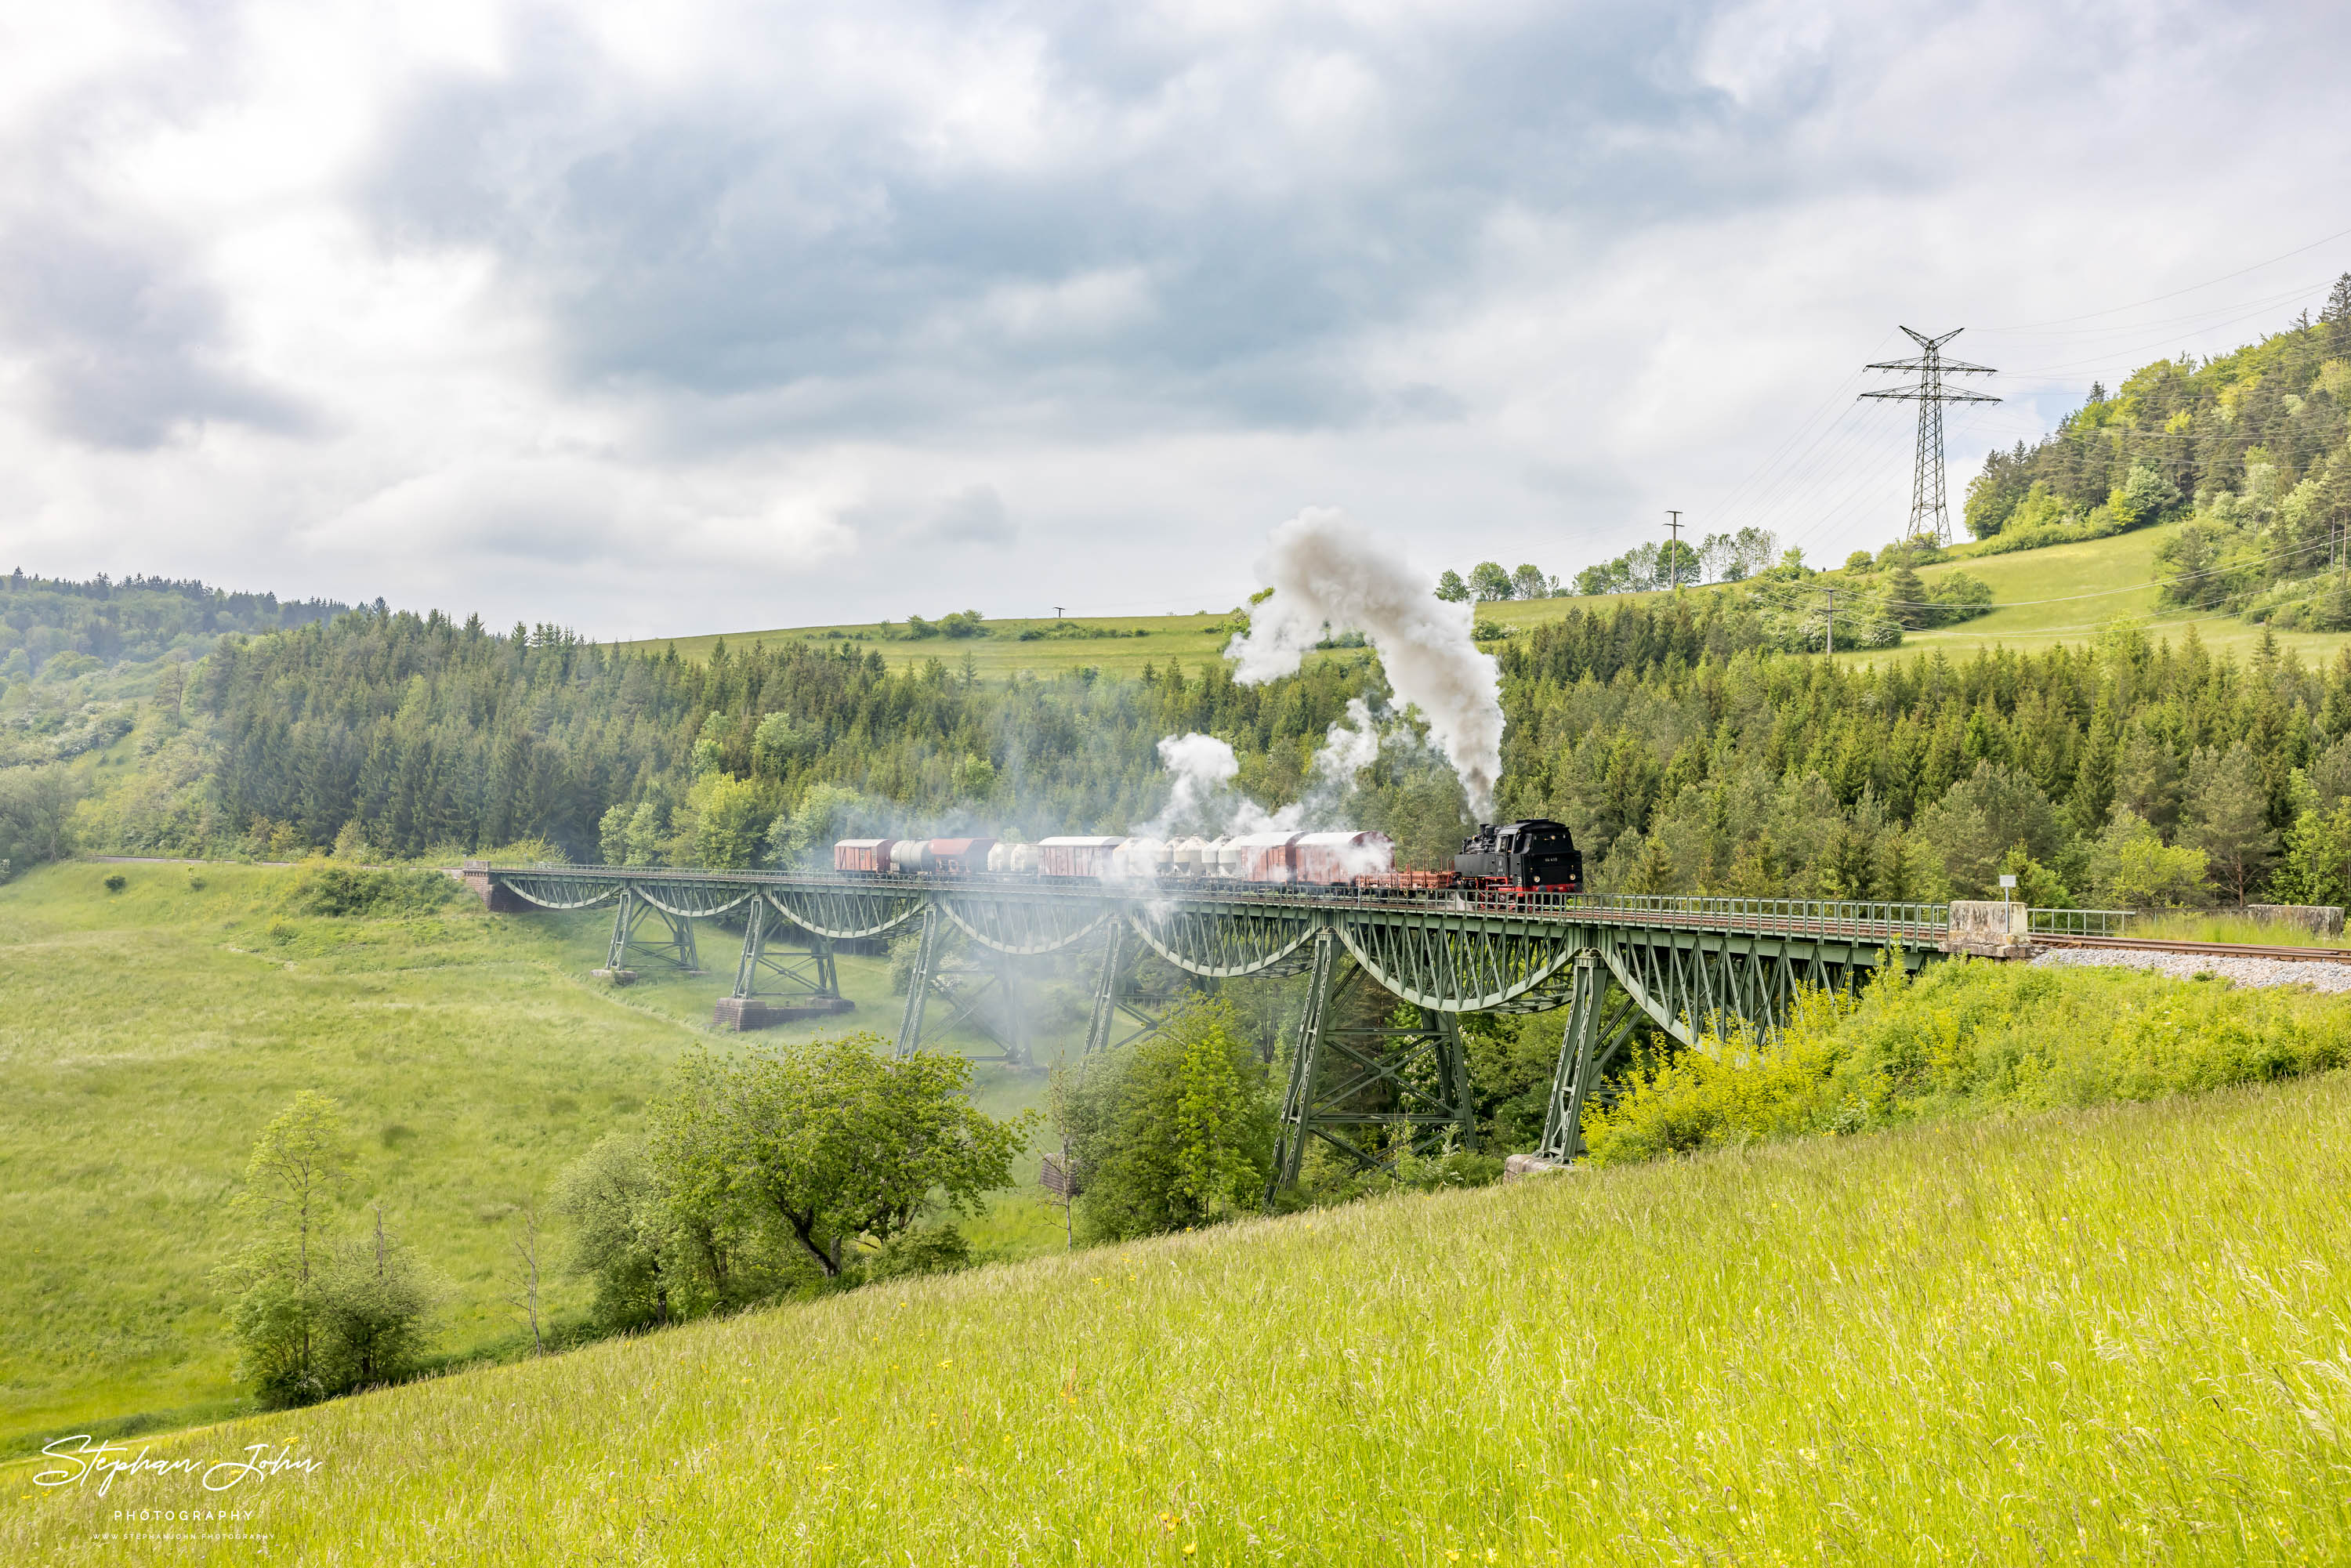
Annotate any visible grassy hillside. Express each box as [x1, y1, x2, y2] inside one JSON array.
[[0, 861, 1061, 1453], [629, 611, 1243, 681], [627, 523, 2351, 682], [9, 1069, 2349, 1563], [1907, 521, 2351, 664]]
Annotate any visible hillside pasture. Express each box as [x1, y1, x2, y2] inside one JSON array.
[[0, 862, 1060, 1454], [7, 1067, 2349, 1563]]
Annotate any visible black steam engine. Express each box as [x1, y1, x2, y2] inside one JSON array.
[[1454, 819, 1582, 893]]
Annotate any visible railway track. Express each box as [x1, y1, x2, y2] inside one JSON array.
[[2032, 933, 2351, 963]]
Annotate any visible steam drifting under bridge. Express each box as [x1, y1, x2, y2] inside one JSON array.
[[468, 864, 2021, 1190]]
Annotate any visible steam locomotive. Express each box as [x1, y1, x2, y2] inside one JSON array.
[[834, 818, 1581, 895]]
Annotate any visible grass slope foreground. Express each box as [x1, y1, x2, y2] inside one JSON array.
[[11, 1070, 2351, 1563]]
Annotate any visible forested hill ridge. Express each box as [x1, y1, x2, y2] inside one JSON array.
[[5, 587, 2351, 918], [1963, 277, 2351, 625], [2, 292, 2348, 900], [1969, 277, 2349, 541], [0, 568, 350, 681]]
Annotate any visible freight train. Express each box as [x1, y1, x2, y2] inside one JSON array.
[[833, 819, 1581, 894]]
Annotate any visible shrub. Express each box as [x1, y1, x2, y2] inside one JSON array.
[[282, 864, 458, 918], [864, 1226, 973, 1281], [1581, 961, 2351, 1167], [310, 1212, 438, 1394], [103, 873, 126, 893], [552, 1135, 701, 1330]]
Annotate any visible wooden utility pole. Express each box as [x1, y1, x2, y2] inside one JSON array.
[[1665, 511, 1684, 592], [1823, 586, 1837, 658]]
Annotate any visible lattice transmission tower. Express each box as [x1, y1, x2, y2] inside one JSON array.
[[1860, 327, 1999, 546]]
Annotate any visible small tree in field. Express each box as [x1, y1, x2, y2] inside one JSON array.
[[657, 1034, 1031, 1279], [313, 1206, 437, 1392], [220, 1091, 354, 1406], [221, 1092, 436, 1403]]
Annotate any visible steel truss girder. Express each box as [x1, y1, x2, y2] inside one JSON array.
[[937, 896, 1107, 957], [1127, 906, 1319, 978], [605, 888, 703, 974], [766, 887, 927, 942], [500, 873, 625, 911], [732, 897, 839, 1001], [1335, 917, 1580, 1012], [1267, 932, 1477, 1198]]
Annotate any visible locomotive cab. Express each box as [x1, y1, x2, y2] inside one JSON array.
[[1454, 819, 1582, 893]]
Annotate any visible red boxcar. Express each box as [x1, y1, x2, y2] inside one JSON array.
[[926, 838, 996, 875], [1231, 831, 1305, 882], [834, 838, 897, 874], [1037, 836, 1126, 878], [1292, 831, 1395, 885]]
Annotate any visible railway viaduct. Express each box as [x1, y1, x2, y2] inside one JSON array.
[[465, 863, 2038, 1191]]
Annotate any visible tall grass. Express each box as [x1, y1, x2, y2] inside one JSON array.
[[2129, 911, 2351, 948], [8, 1073, 2351, 1563]]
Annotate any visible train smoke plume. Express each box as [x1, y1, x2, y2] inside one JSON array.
[[1144, 698, 1382, 839], [1226, 508, 1504, 816]]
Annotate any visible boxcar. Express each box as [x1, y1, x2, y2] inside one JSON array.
[[925, 838, 996, 875], [1230, 831, 1305, 882], [834, 838, 897, 874], [1292, 830, 1395, 885], [1037, 836, 1127, 878]]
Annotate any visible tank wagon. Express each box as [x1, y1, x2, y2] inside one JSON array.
[[832, 819, 1581, 896]]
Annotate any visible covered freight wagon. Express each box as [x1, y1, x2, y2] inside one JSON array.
[[1292, 831, 1395, 885], [1230, 831, 1305, 882], [924, 838, 996, 875], [834, 838, 897, 874], [1037, 836, 1126, 878]]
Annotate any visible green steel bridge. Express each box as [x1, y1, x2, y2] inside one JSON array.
[[469, 863, 1976, 1190]]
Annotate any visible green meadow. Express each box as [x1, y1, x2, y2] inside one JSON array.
[[9, 1066, 2351, 1563], [0, 861, 1063, 1454], [624, 523, 2351, 681]]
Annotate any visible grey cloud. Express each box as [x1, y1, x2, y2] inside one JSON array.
[[0, 214, 314, 450], [354, 1, 1840, 437], [841, 485, 1020, 552], [916, 487, 1017, 548]]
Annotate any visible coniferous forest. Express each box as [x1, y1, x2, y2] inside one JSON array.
[[1, 587, 2346, 916]]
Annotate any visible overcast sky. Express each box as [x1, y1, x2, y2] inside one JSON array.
[[2, 0, 2347, 639]]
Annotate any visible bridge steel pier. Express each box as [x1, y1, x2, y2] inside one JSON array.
[[476, 864, 1953, 1189]]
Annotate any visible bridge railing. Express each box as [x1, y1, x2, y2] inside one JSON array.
[[2027, 907, 2135, 937], [1556, 893, 1950, 936]]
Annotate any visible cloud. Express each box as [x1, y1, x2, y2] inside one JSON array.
[[913, 486, 1017, 548], [0, 0, 2345, 636]]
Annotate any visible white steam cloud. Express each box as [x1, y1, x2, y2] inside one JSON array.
[[1144, 697, 1385, 839], [1226, 508, 1505, 817]]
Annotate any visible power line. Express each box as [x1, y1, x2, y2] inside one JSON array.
[[1976, 221, 2351, 331]]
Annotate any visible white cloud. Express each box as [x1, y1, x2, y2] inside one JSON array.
[[0, 0, 2344, 634]]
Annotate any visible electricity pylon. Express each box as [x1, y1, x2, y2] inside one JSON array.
[[1860, 327, 1998, 547]]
